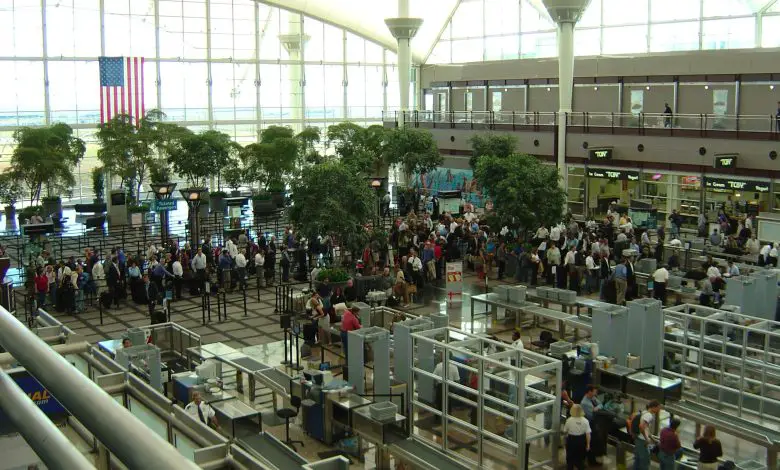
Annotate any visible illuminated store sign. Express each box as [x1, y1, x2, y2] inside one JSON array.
[[704, 177, 769, 193], [588, 148, 613, 160], [714, 154, 738, 169], [587, 168, 639, 181]]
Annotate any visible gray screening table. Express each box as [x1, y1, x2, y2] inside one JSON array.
[[469, 293, 537, 333]]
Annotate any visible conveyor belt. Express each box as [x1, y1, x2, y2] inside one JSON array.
[[389, 438, 473, 470], [667, 401, 780, 447], [239, 433, 308, 470]]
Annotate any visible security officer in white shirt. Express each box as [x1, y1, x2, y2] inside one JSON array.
[[185, 391, 220, 429], [235, 252, 248, 290], [653, 265, 669, 304], [171, 258, 184, 300]]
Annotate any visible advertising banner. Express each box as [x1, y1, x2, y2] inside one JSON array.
[[446, 261, 463, 303]]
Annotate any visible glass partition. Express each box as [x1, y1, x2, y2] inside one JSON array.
[[643, 173, 702, 227]]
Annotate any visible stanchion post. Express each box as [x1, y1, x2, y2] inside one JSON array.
[[99, 297, 103, 325], [201, 292, 206, 325], [222, 290, 227, 321], [243, 287, 247, 316]]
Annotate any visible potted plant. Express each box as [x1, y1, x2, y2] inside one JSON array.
[[18, 205, 43, 226], [315, 267, 351, 289], [41, 196, 63, 219], [268, 181, 286, 208], [128, 203, 151, 228], [0, 174, 22, 230], [222, 163, 244, 197], [210, 190, 228, 213], [92, 167, 105, 203], [251, 191, 276, 215]]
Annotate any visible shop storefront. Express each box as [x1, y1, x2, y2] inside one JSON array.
[[584, 167, 640, 218], [703, 176, 771, 217]]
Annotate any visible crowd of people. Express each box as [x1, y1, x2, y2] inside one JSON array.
[[24, 228, 301, 317], [563, 390, 723, 470]]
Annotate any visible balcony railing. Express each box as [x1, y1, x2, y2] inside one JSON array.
[[382, 110, 780, 137]]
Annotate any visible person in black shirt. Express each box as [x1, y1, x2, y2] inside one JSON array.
[[664, 103, 673, 128], [693, 425, 723, 470]]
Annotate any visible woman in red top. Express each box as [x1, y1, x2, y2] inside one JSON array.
[[340, 306, 362, 360], [34, 267, 49, 309]]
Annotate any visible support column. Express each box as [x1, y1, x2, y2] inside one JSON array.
[[557, 21, 575, 195], [543, 0, 590, 202], [386, 0, 423, 127], [280, 15, 308, 127]]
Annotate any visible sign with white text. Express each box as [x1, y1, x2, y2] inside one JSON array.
[[588, 148, 613, 160], [446, 261, 463, 302], [714, 154, 738, 169], [587, 168, 639, 181], [704, 177, 770, 193]]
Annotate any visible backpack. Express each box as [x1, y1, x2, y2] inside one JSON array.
[[628, 412, 642, 440]]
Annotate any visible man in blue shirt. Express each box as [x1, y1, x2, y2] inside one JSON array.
[[614, 259, 628, 305], [218, 250, 233, 291], [580, 385, 601, 421]]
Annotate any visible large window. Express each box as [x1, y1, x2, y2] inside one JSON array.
[[429, 0, 770, 63], [0, 1, 401, 202]]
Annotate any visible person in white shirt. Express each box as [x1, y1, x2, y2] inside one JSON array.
[[92, 259, 105, 296], [535, 225, 549, 240], [550, 225, 561, 243], [234, 252, 247, 290], [226, 238, 239, 258], [769, 243, 779, 267], [745, 215, 753, 231], [563, 246, 577, 267], [585, 253, 597, 294], [184, 392, 219, 429], [760, 243, 772, 265], [433, 354, 461, 422], [564, 404, 592, 470], [171, 258, 184, 300], [635, 401, 662, 470], [408, 250, 423, 273], [669, 238, 682, 248], [745, 235, 760, 255], [653, 265, 669, 304], [706, 264, 721, 280], [641, 231, 651, 246], [726, 260, 740, 277]]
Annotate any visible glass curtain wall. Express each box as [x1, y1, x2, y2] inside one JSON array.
[[428, 0, 773, 64], [0, 0, 403, 200]]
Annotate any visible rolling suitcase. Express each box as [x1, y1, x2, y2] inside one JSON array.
[[302, 322, 317, 345], [100, 292, 112, 309]]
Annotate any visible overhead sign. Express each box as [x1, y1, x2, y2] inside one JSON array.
[[587, 168, 639, 181], [152, 199, 177, 212], [714, 154, 738, 169], [588, 148, 613, 160], [3, 372, 65, 415], [704, 177, 770, 193]]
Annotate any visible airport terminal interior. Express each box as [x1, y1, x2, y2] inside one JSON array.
[[1, 0, 780, 469]]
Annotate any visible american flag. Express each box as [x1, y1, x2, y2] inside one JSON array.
[[99, 56, 145, 125]]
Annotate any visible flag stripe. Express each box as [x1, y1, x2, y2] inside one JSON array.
[[134, 58, 140, 125], [113, 87, 118, 119], [140, 57, 146, 117], [100, 86, 105, 124], [106, 88, 112, 122], [126, 58, 133, 121]]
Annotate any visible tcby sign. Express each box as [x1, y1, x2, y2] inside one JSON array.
[[714, 154, 738, 169], [588, 148, 613, 160], [587, 168, 639, 181], [704, 177, 769, 193]]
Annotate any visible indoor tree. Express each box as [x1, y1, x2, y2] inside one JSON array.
[[288, 161, 375, 265], [468, 133, 517, 169], [243, 125, 300, 193], [382, 127, 442, 179], [9, 123, 85, 205], [96, 109, 186, 202], [474, 153, 566, 231], [326, 122, 387, 175], [296, 126, 324, 166], [91, 167, 105, 202], [167, 129, 241, 188]]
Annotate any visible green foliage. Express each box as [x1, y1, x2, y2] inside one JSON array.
[[0, 173, 23, 205], [326, 123, 387, 175], [289, 161, 375, 260], [222, 163, 245, 192], [18, 205, 43, 221], [10, 123, 85, 205], [91, 167, 105, 201], [148, 158, 172, 184], [243, 125, 300, 190], [383, 127, 442, 177], [128, 203, 151, 213], [468, 133, 517, 169], [168, 129, 241, 188], [474, 153, 565, 231], [96, 109, 185, 201], [316, 268, 350, 283]]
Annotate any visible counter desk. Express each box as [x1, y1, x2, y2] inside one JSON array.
[[210, 398, 261, 439]]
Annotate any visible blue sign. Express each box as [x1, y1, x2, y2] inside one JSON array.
[[152, 199, 177, 212], [412, 168, 486, 208], [1, 371, 66, 416]]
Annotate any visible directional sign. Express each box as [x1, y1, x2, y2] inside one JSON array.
[[152, 199, 177, 212]]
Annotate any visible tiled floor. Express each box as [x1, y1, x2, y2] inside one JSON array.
[[42, 268, 770, 469]]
